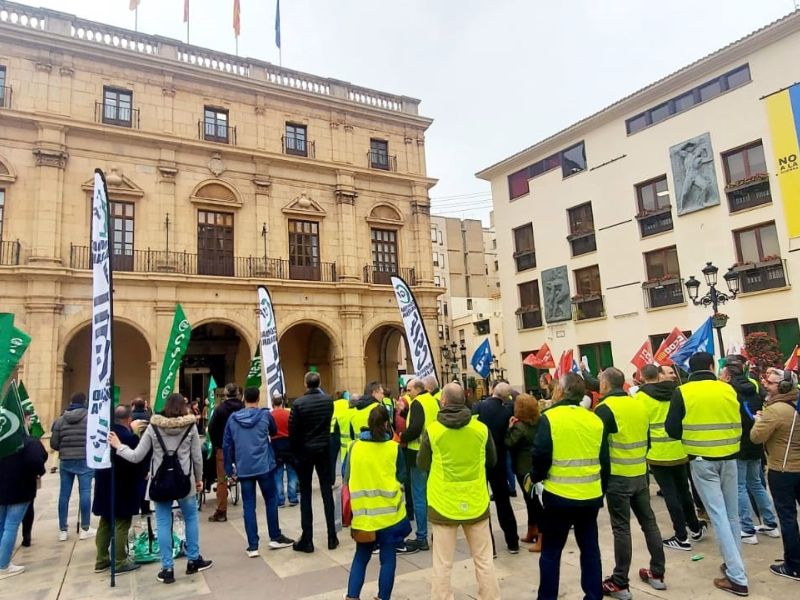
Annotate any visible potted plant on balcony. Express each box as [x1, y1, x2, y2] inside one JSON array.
[[642, 273, 679, 288], [754, 254, 782, 268], [724, 172, 769, 192], [635, 204, 671, 220], [711, 312, 729, 329]]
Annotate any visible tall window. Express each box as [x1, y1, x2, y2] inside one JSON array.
[[110, 201, 134, 271], [561, 142, 586, 177], [284, 123, 307, 156], [636, 176, 670, 213], [517, 280, 542, 329], [204, 107, 229, 143], [574, 265, 601, 296], [578, 341, 614, 374], [734, 222, 780, 264], [723, 141, 767, 183], [567, 202, 596, 256], [288, 219, 320, 280], [512, 223, 536, 271], [370, 139, 389, 170], [0, 66, 7, 108], [644, 246, 680, 280], [371, 228, 398, 284], [102, 86, 133, 127], [0, 189, 4, 240], [197, 210, 234, 276]]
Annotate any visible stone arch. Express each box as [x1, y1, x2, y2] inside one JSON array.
[[367, 202, 404, 224], [278, 319, 340, 399], [189, 179, 242, 208], [0, 153, 17, 183], [191, 315, 257, 358], [277, 314, 343, 360], [363, 321, 412, 392], [184, 319, 253, 401], [59, 313, 156, 364]]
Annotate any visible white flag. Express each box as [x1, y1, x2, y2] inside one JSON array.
[[87, 170, 114, 469], [391, 276, 437, 382], [258, 285, 284, 408]]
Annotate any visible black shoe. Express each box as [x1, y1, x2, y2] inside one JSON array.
[[406, 538, 429, 552], [395, 542, 420, 555], [21, 538, 31, 548], [770, 563, 800, 581], [292, 540, 314, 553], [328, 535, 339, 550], [115, 561, 141, 575], [690, 520, 708, 542], [507, 544, 520, 555], [269, 535, 294, 550], [186, 556, 213, 575], [157, 568, 175, 584]]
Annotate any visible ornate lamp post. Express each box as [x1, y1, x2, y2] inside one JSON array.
[[684, 261, 740, 358], [449, 341, 459, 384], [458, 340, 467, 388]]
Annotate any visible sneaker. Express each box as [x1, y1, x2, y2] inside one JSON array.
[[769, 563, 800, 581], [639, 568, 667, 590], [208, 511, 227, 522], [406, 539, 429, 552], [21, 537, 31, 548], [292, 540, 314, 553], [186, 556, 213, 574], [246, 548, 260, 558], [79, 527, 97, 540], [507, 545, 520, 555], [58, 530, 68, 542], [115, 561, 141, 575], [690, 520, 708, 542], [601, 577, 633, 600], [741, 532, 758, 545], [663, 536, 691, 551], [289, 501, 299, 507], [713, 576, 749, 596], [157, 568, 175, 584], [755, 525, 781, 538], [93, 561, 110, 573], [269, 535, 294, 550], [395, 542, 420, 555], [0, 564, 25, 580]]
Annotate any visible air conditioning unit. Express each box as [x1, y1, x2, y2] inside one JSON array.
[[477, 312, 484, 319]]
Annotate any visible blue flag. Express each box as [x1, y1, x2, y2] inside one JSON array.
[[470, 339, 492, 379], [670, 317, 714, 370], [275, 0, 281, 49]]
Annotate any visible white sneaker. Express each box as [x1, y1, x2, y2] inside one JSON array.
[[755, 525, 781, 538], [79, 527, 97, 540], [58, 531, 68, 542], [0, 563, 25, 580], [246, 549, 260, 558], [741, 532, 758, 545]]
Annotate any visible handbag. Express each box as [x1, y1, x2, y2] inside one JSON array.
[[351, 528, 376, 544], [341, 483, 352, 527]]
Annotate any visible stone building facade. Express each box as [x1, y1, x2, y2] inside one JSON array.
[[0, 2, 437, 426]]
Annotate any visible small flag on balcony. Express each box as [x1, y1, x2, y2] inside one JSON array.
[[275, 0, 281, 49], [233, 0, 241, 37]]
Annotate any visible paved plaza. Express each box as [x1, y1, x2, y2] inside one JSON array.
[[2, 455, 797, 600]]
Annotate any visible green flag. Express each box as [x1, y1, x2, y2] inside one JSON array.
[[203, 376, 217, 459], [0, 380, 26, 458], [154, 304, 192, 413], [245, 346, 261, 389], [17, 381, 44, 438], [0, 315, 31, 387]]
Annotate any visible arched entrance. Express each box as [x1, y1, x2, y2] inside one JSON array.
[[62, 320, 152, 411], [364, 325, 412, 394], [279, 323, 334, 399], [182, 322, 251, 403]]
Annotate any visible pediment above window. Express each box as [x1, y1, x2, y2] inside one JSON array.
[[189, 179, 242, 209], [281, 192, 326, 219], [366, 202, 404, 227], [81, 168, 144, 199]]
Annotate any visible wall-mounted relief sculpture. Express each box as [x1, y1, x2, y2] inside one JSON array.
[[670, 132, 720, 215], [542, 265, 571, 323]]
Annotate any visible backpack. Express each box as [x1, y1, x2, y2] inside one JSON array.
[[149, 425, 193, 502]]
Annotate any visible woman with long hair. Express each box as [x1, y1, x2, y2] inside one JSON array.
[[505, 393, 544, 552], [109, 393, 212, 585], [344, 405, 410, 600]]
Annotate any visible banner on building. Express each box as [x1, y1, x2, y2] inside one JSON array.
[[523, 343, 556, 369], [258, 286, 284, 408], [245, 346, 262, 389], [391, 276, 437, 383], [653, 328, 689, 366], [87, 169, 114, 469], [765, 83, 800, 239], [630, 339, 654, 372], [154, 304, 192, 413]]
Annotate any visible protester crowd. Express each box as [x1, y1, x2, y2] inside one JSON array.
[[1, 354, 799, 600]]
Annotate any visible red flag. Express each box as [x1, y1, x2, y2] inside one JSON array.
[[233, 0, 241, 36], [554, 349, 574, 378], [653, 328, 688, 366], [630, 339, 654, 372], [785, 345, 799, 371], [523, 343, 556, 369], [184, 0, 189, 22], [130, 0, 140, 10]]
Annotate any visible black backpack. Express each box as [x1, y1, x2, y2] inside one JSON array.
[[149, 425, 193, 502]]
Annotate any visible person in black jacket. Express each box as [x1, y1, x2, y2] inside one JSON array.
[[289, 371, 336, 553], [0, 433, 47, 578], [206, 383, 243, 522]]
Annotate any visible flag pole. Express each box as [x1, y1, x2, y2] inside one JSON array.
[[134, 8, 138, 32]]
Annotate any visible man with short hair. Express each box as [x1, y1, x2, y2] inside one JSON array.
[[270, 393, 298, 507], [595, 367, 666, 597], [350, 382, 384, 439], [224, 387, 294, 557], [207, 383, 244, 522], [659, 365, 679, 383], [666, 352, 749, 596], [289, 372, 337, 552], [424, 375, 442, 405]]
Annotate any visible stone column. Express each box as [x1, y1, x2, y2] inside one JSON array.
[[411, 183, 434, 285], [335, 170, 359, 282], [339, 294, 364, 393], [147, 361, 158, 405], [30, 125, 68, 264], [23, 287, 63, 429], [252, 172, 272, 272]]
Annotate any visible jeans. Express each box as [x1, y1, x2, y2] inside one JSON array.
[[431, 519, 500, 600], [651, 463, 700, 540], [296, 449, 336, 543], [154, 495, 200, 570], [347, 540, 397, 600], [95, 516, 132, 567], [690, 458, 747, 586], [737, 458, 778, 534], [0, 502, 29, 569], [538, 504, 602, 600], [409, 465, 428, 540], [240, 471, 282, 550], [487, 465, 519, 549], [768, 470, 800, 574], [606, 475, 665, 586], [58, 459, 93, 531], [274, 461, 298, 505]]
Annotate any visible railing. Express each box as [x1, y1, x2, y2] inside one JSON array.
[[363, 266, 416, 286], [727, 180, 772, 213], [637, 208, 673, 237], [282, 136, 315, 158], [198, 120, 236, 145], [734, 259, 788, 293], [368, 151, 397, 172], [95, 101, 139, 129], [287, 260, 337, 282], [516, 306, 543, 330], [568, 232, 596, 256], [178, 46, 249, 76], [513, 250, 536, 272], [70, 16, 157, 55], [0, 3, 46, 30], [642, 278, 684, 309], [0, 85, 11, 108], [572, 295, 605, 321], [0, 239, 20, 265]]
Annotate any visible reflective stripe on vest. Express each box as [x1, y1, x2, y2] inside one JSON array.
[[602, 396, 650, 477], [637, 390, 687, 462], [426, 416, 489, 520], [543, 405, 604, 500], [680, 379, 742, 458], [407, 392, 440, 451], [348, 439, 405, 531]]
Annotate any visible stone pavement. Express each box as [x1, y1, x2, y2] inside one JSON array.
[[2, 456, 797, 600]]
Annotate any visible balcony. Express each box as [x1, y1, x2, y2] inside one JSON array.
[[642, 277, 685, 309], [733, 258, 788, 293], [515, 306, 543, 330], [0, 239, 20, 265], [0, 85, 11, 108], [572, 294, 605, 321], [636, 206, 673, 237], [282, 136, 315, 158], [95, 101, 139, 128], [513, 250, 536, 272], [567, 231, 596, 256], [69, 245, 338, 281], [726, 178, 772, 213], [363, 266, 417, 286], [368, 151, 397, 172], [198, 120, 236, 145]]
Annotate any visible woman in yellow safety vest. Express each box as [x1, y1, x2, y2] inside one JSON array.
[[344, 405, 411, 600]]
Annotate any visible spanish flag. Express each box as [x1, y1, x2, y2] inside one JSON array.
[[765, 84, 800, 239], [233, 0, 241, 37]]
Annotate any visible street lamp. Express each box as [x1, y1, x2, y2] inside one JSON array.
[[684, 261, 740, 358], [458, 340, 467, 388]]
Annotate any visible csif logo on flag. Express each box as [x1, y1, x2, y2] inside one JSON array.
[[0, 407, 20, 444]]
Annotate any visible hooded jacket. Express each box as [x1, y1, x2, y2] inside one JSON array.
[[92, 423, 146, 519], [751, 390, 800, 472], [115, 414, 202, 501], [208, 396, 244, 449], [223, 407, 278, 478], [0, 435, 48, 505], [728, 374, 764, 461], [349, 395, 380, 439], [50, 403, 88, 460]]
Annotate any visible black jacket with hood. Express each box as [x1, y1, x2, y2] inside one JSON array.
[[728, 374, 764, 461], [208, 395, 244, 449], [51, 402, 88, 460]]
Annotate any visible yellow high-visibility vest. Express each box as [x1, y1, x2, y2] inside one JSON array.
[[680, 379, 741, 458], [350, 401, 379, 438], [406, 392, 440, 451], [331, 398, 352, 459], [349, 439, 405, 531], [602, 396, 649, 477], [637, 390, 687, 463]]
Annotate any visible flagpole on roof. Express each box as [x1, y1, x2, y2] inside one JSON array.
[[276, 0, 282, 66], [184, 0, 190, 44]]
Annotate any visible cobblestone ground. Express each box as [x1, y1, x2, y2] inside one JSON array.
[[2, 455, 797, 599]]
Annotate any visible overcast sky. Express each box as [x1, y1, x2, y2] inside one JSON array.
[[18, 0, 797, 223]]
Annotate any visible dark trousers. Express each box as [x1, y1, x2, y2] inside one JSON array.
[[516, 474, 543, 527], [297, 449, 336, 543], [538, 504, 602, 600], [487, 465, 518, 549], [651, 463, 700, 540], [21, 502, 34, 543], [606, 475, 665, 586], [768, 470, 800, 574], [95, 516, 133, 567], [403, 448, 415, 521]]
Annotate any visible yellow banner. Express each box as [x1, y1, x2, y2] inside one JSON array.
[[765, 85, 800, 239]]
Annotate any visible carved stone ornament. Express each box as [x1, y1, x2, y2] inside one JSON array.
[[80, 168, 144, 198], [162, 87, 176, 97], [158, 162, 178, 180], [208, 152, 225, 177], [253, 178, 271, 194], [282, 192, 327, 218], [343, 124, 354, 133], [34, 62, 52, 73], [58, 66, 75, 77], [335, 186, 357, 205], [254, 105, 266, 115], [32, 147, 68, 169]]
